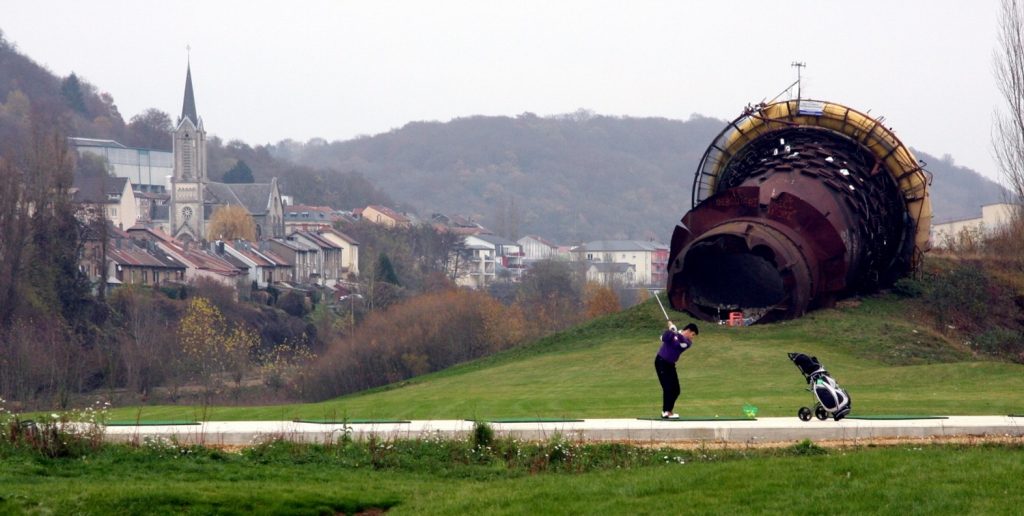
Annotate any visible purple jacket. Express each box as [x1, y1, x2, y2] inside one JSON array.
[[657, 330, 692, 363]]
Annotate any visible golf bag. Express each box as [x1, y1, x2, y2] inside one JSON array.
[[787, 352, 851, 421]]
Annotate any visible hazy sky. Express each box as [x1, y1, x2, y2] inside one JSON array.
[[2, 1, 1005, 182]]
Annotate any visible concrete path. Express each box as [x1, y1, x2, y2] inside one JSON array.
[[101, 416, 1024, 446]]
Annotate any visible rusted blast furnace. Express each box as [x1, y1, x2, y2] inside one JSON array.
[[668, 100, 932, 323]]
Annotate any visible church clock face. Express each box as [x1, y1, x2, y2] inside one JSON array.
[[181, 206, 193, 221]]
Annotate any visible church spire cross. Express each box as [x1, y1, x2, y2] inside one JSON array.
[[181, 54, 198, 125]]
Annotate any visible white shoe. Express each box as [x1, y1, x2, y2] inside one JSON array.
[[662, 412, 679, 419]]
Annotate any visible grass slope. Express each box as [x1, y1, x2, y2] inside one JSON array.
[[110, 295, 1024, 422]]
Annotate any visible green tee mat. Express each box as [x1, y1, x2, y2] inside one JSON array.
[[637, 417, 756, 421], [105, 420, 200, 426], [845, 415, 949, 420], [294, 419, 411, 424], [1008, 414, 1024, 418], [467, 418, 585, 423]]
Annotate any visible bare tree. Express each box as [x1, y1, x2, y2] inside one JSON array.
[[993, 0, 1024, 225]]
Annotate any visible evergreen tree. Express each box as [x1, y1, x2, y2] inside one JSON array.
[[222, 159, 254, 183], [60, 73, 88, 114], [375, 252, 400, 286]]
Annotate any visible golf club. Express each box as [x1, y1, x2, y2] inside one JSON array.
[[652, 289, 671, 323]]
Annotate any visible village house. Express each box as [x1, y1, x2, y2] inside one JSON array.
[[358, 205, 410, 228], [585, 261, 636, 286], [126, 226, 245, 287], [517, 234, 565, 261], [265, 235, 318, 286], [288, 230, 345, 286], [221, 240, 292, 289], [431, 213, 489, 236], [78, 225, 186, 290], [283, 204, 350, 231], [570, 240, 669, 287], [459, 234, 525, 288], [315, 227, 360, 277], [71, 175, 139, 230]]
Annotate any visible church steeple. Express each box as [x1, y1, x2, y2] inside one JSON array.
[[170, 55, 207, 243], [181, 62, 198, 125]]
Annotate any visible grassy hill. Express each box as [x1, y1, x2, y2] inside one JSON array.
[[110, 293, 1024, 422]]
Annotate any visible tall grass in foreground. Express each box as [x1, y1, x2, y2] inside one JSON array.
[[1, 432, 1021, 515]]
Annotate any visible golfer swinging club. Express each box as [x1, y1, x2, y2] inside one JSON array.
[[655, 320, 699, 419]]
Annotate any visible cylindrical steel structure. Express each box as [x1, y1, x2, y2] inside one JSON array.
[[668, 100, 931, 323]]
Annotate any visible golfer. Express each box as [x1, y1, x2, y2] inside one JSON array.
[[655, 321, 698, 419]]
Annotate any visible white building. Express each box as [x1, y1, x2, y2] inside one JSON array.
[[930, 203, 1020, 248], [70, 137, 173, 192], [517, 235, 564, 261], [570, 240, 668, 287], [459, 234, 524, 288], [585, 262, 636, 286]]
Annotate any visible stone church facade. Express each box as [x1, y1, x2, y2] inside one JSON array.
[[162, 62, 284, 242]]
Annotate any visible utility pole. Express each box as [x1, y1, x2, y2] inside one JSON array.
[[791, 61, 806, 99]]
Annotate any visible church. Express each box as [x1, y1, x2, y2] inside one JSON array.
[[161, 62, 285, 243]]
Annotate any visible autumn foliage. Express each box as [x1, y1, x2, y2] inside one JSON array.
[[303, 289, 529, 400], [178, 297, 260, 402], [207, 205, 256, 241], [584, 283, 621, 319]]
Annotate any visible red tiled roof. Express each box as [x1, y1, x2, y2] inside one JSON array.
[[224, 241, 275, 267], [284, 204, 336, 214], [293, 230, 341, 250], [318, 227, 359, 245], [366, 205, 409, 223], [257, 248, 292, 267]]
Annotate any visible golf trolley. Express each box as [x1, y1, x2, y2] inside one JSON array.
[[788, 352, 851, 421]]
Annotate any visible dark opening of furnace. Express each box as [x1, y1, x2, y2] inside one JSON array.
[[683, 236, 785, 313]]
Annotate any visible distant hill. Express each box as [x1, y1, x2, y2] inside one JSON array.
[[276, 113, 1008, 243], [274, 112, 724, 243], [912, 150, 1010, 223], [0, 30, 128, 147]]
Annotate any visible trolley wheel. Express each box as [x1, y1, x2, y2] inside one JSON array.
[[798, 407, 812, 421], [815, 406, 829, 421]]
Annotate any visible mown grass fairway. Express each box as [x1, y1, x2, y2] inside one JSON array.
[[108, 295, 1024, 422]]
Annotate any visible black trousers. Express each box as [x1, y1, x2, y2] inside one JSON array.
[[654, 355, 680, 413]]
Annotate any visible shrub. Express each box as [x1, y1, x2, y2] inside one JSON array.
[[972, 328, 1024, 360], [277, 291, 309, 317], [923, 263, 990, 331], [301, 290, 529, 400], [789, 439, 827, 456], [0, 399, 109, 458], [892, 277, 926, 298], [471, 421, 494, 449]]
